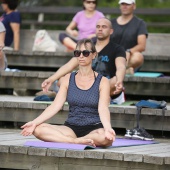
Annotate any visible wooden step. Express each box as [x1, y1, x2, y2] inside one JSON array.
[[0, 96, 170, 131], [0, 71, 170, 97], [5, 51, 170, 73], [4, 31, 170, 73]]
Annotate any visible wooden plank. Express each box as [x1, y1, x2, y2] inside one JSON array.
[[1, 72, 170, 96], [144, 152, 170, 165], [5, 51, 72, 68], [1, 98, 170, 131], [47, 148, 66, 157], [105, 143, 170, 163], [0, 129, 170, 168]]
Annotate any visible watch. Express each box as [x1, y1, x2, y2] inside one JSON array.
[[126, 49, 131, 54]]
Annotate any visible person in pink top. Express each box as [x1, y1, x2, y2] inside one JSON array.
[[59, 0, 104, 51]]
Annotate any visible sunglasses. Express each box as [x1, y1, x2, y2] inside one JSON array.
[[74, 50, 93, 57], [85, 1, 96, 4]]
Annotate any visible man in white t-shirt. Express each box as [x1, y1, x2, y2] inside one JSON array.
[[0, 22, 7, 71]]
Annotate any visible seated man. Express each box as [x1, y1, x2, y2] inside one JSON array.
[[0, 22, 7, 71], [42, 18, 126, 104], [111, 0, 148, 74]]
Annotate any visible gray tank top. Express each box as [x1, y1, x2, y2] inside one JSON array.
[[66, 71, 103, 126]]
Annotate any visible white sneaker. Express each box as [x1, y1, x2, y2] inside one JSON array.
[[110, 91, 125, 105]]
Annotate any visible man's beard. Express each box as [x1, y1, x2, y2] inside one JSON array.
[[97, 36, 107, 41]]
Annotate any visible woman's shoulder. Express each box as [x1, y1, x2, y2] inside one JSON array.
[[75, 10, 84, 16], [95, 10, 105, 17], [99, 75, 110, 90], [59, 73, 72, 87], [62, 73, 72, 81]]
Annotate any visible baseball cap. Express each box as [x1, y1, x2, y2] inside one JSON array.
[[118, 0, 136, 4]]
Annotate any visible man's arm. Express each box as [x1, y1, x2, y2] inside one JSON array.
[[115, 57, 126, 83], [129, 34, 147, 53], [110, 57, 126, 95], [42, 57, 78, 92]]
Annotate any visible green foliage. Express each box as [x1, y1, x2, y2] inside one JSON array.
[[19, 0, 170, 33]]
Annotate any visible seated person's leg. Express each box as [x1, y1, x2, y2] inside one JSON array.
[[33, 123, 77, 143], [64, 122, 114, 147], [0, 51, 7, 71], [33, 123, 95, 146], [59, 33, 77, 51], [83, 128, 115, 147], [127, 52, 144, 74]]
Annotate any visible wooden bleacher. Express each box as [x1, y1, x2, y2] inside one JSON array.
[[1, 30, 170, 98], [1, 6, 170, 170], [0, 129, 170, 170], [4, 6, 170, 30], [5, 30, 170, 73], [0, 70, 170, 97], [0, 96, 170, 131], [0, 96, 170, 170], [6, 30, 170, 73]]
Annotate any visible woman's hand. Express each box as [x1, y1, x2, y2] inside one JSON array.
[[20, 121, 36, 136], [104, 128, 116, 141], [70, 30, 78, 37], [41, 78, 52, 92]]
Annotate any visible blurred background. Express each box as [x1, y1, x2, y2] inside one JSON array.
[[13, 0, 170, 33]]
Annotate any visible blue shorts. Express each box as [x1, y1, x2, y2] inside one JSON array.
[[64, 122, 103, 137]]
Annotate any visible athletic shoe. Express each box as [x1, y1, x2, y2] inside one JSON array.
[[110, 91, 125, 105], [124, 129, 133, 138], [132, 127, 154, 141]]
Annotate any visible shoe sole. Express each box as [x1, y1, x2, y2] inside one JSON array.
[[124, 134, 132, 138], [143, 137, 154, 141], [132, 135, 154, 141], [131, 135, 144, 140]]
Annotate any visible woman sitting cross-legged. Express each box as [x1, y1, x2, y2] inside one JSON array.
[[21, 38, 115, 147]]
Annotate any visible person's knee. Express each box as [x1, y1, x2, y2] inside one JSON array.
[[59, 33, 68, 43], [33, 123, 47, 137], [129, 52, 144, 68]]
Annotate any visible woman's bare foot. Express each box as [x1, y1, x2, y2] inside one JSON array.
[[74, 138, 96, 147]]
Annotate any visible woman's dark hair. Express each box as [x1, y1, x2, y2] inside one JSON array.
[[83, 0, 98, 10], [1, 0, 19, 10], [76, 38, 97, 54]]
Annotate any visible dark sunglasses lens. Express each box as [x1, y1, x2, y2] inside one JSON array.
[[74, 50, 81, 57], [86, 1, 96, 4], [83, 50, 90, 57]]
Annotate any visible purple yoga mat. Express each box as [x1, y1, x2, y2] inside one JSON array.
[[24, 138, 157, 150]]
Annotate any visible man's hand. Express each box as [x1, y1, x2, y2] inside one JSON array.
[[114, 81, 124, 95]]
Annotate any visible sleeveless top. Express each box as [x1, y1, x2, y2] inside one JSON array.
[[66, 71, 103, 126]]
